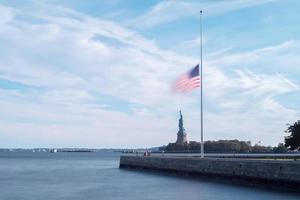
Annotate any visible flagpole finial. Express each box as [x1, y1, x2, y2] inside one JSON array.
[[200, 10, 203, 13]]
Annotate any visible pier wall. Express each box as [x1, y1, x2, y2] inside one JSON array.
[[119, 155, 300, 191]]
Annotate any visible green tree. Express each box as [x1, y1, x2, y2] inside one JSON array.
[[285, 120, 300, 151], [272, 143, 287, 153]]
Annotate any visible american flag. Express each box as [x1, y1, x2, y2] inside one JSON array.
[[173, 64, 200, 92]]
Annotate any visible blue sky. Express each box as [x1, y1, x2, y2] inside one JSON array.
[[0, 0, 299, 148]]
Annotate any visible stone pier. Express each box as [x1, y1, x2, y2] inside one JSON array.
[[119, 155, 300, 192]]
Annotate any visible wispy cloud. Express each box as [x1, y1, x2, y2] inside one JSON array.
[[0, 1, 298, 147], [0, 2, 195, 147], [179, 35, 206, 49], [128, 0, 279, 28]]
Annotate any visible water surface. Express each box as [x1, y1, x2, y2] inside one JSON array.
[[0, 152, 299, 200]]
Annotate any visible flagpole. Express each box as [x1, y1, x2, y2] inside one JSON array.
[[199, 10, 204, 158]]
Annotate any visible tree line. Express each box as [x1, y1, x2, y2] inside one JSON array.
[[160, 140, 288, 153], [160, 120, 300, 153]]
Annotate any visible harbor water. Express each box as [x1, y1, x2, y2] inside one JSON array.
[[0, 152, 299, 200]]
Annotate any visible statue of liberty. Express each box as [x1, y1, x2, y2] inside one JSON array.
[[176, 110, 187, 144]]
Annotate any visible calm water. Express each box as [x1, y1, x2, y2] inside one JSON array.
[[0, 152, 299, 200]]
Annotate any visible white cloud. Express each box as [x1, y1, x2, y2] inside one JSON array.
[[179, 36, 207, 49], [235, 69, 298, 97], [0, 5, 15, 25], [0, 2, 298, 148], [209, 41, 300, 72], [128, 0, 279, 28], [0, 3, 194, 147], [199, 42, 299, 145]]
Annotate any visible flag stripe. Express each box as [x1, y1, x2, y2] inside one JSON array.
[[172, 65, 200, 92]]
